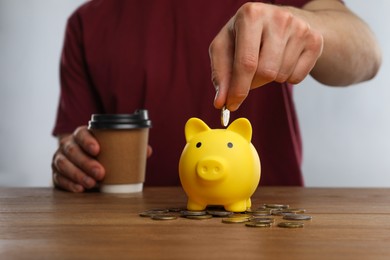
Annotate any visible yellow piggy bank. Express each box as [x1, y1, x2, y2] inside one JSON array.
[[179, 118, 261, 212]]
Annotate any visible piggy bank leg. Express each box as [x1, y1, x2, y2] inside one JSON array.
[[187, 199, 207, 211], [224, 200, 248, 212], [246, 198, 252, 209], [224, 198, 252, 212]]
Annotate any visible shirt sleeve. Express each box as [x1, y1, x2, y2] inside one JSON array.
[[52, 9, 100, 136]]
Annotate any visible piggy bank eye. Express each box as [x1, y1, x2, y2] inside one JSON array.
[[227, 142, 233, 148], [196, 142, 202, 148]]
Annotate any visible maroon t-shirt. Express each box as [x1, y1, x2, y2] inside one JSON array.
[[53, 0, 311, 186]]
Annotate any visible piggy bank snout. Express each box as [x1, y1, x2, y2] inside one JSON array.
[[196, 157, 226, 181]]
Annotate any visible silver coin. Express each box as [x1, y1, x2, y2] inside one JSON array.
[[245, 222, 272, 228], [186, 214, 213, 220], [180, 210, 207, 216], [139, 209, 169, 217], [283, 214, 312, 221], [222, 217, 249, 224], [264, 204, 289, 209], [281, 208, 306, 214], [277, 222, 304, 228], [250, 217, 275, 224], [250, 213, 272, 217], [221, 106, 230, 127], [247, 208, 272, 213], [207, 210, 234, 217], [151, 214, 178, 220]]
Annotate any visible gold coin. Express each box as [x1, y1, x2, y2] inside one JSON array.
[[139, 211, 155, 217], [228, 213, 251, 219], [264, 204, 289, 209], [250, 217, 275, 224], [151, 214, 178, 220], [250, 210, 272, 217], [245, 222, 272, 228], [222, 217, 249, 224], [186, 214, 213, 220], [270, 209, 285, 216], [283, 214, 312, 221], [221, 106, 230, 127], [207, 210, 233, 217], [277, 222, 304, 228], [281, 208, 306, 214]]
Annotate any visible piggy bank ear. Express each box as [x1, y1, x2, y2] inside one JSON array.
[[185, 118, 210, 142], [227, 118, 252, 142]]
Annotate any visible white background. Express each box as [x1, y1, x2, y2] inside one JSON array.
[[0, 0, 389, 187]]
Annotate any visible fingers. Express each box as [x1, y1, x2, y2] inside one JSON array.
[[74, 126, 100, 156], [287, 30, 323, 84], [209, 23, 234, 109], [52, 156, 85, 193], [253, 7, 293, 85], [210, 3, 324, 111], [147, 145, 153, 158], [227, 5, 264, 111], [52, 127, 105, 192]]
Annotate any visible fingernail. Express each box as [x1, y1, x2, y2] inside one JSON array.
[[88, 144, 97, 154], [83, 176, 95, 188], [72, 184, 84, 193], [92, 168, 102, 180], [228, 103, 240, 111]]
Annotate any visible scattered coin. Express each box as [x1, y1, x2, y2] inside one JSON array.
[[139, 209, 169, 217], [228, 213, 251, 219], [281, 208, 306, 214], [139, 211, 154, 217], [247, 208, 272, 215], [140, 204, 311, 229], [181, 210, 207, 217], [151, 214, 178, 220], [251, 212, 272, 217], [221, 106, 230, 127], [250, 217, 275, 224], [245, 222, 272, 228], [277, 222, 304, 228], [186, 214, 213, 220], [222, 217, 249, 224], [283, 214, 312, 221], [264, 204, 289, 209], [207, 210, 234, 217], [270, 209, 285, 216]]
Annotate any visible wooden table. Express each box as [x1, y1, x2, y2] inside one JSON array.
[[1, 187, 390, 259]]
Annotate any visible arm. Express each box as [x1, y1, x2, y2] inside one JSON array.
[[52, 8, 106, 192], [296, 0, 381, 85], [210, 0, 382, 111]]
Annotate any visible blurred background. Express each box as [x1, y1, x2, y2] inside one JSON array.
[[0, 0, 389, 187]]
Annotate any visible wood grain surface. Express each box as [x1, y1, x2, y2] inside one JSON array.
[[1, 187, 390, 259]]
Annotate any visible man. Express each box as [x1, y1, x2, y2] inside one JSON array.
[[52, 0, 381, 192]]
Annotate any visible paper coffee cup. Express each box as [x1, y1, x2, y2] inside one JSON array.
[[88, 110, 152, 193]]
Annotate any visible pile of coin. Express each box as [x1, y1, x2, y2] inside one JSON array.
[[139, 203, 312, 229]]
